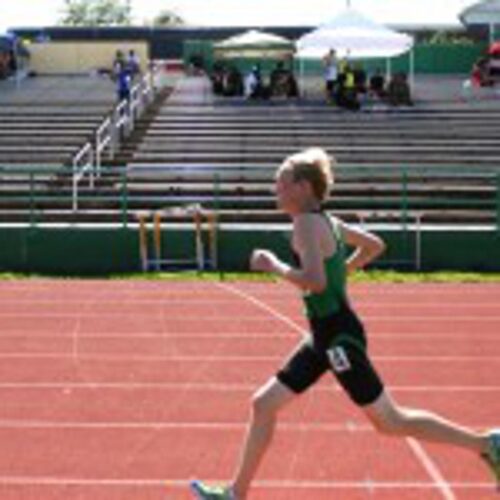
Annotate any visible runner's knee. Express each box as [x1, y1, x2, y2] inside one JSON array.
[[367, 403, 407, 435], [251, 391, 278, 420]]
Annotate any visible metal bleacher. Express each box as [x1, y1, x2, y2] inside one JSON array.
[[0, 74, 499, 228]]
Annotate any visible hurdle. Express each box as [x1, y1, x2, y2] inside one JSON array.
[[137, 204, 218, 272]]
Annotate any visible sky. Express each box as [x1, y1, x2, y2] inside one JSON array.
[[0, 0, 479, 34]]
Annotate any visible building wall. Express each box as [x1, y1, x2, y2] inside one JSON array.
[[28, 41, 148, 74]]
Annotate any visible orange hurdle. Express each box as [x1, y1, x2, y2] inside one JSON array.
[[137, 204, 218, 272]]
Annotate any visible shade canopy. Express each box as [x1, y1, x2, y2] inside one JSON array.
[[460, 0, 500, 25], [296, 8, 413, 59], [213, 29, 295, 59]]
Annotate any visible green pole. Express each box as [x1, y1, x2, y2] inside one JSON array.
[[401, 167, 411, 269], [401, 167, 409, 229], [496, 173, 500, 235], [121, 169, 128, 230], [214, 173, 223, 278], [29, 172, 35, 228]]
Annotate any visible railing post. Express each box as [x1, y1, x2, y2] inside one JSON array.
[[496, 173, 500, 234], [401, 166, 412, 269], [213, 173, 220, 271], [29, 172, 35, 228], [89, 148, 95, 189], [121, 169, 128, 229], [72, 168, 78, 211], [401, 166, 409, 231]]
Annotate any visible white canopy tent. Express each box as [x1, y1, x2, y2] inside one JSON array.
[[296, 8, 414, 91], [213, 29, 295, 59], [460, 0, 500, 44]]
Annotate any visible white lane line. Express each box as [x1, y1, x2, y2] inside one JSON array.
[[0, 476, 493, 490], [0, 382, 498, 393], [2, 332, 500, 340], [2, 313, 500, 320], [0, 352, 497, 363], [407, 438, 456, 500], [0, 420, 374, 431]]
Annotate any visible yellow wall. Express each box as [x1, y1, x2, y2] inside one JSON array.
[[29, 41, 148, 74]]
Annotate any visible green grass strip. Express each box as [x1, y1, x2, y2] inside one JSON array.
[[1, 270, 500, 283]]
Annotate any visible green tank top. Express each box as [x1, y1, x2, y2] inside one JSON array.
[[301, 213, 348, 319]]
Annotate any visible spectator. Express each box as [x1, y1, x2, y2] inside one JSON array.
[[336, 63, 360, 111], [270, 62, 298, 98], [369, 68, 386, 98], [323, 49, 338, 102], [353, 62, 367, 94], [211, 60, 226, 95], [387, 72, 413, 106], [224, 65, 244, 97], [115, 61, 132, 102], [127, 49, 141, 79], [113, 50, 125, 77], [245, 64, 266, 99], [488, 54, 500, 79]]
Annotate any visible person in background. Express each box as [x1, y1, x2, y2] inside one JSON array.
[[126, 49, 141, 79], [323, 49, 338, 102], [369, 68, 386, 99]]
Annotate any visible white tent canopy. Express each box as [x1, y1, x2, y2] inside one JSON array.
[[213, 29, 295, 59], [460, 0, 500, 43], [296, 8, 413, 59]]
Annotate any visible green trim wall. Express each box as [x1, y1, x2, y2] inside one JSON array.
[[0, 227, 498, 275], [184, 40, 488, 75]]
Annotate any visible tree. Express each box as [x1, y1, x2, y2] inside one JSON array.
[[60, 0, 132, 26], [151, 9, 185, 27]]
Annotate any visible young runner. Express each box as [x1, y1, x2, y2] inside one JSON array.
[[191, 148, 500, 499]]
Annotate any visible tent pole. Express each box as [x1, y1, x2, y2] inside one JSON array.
[[299, 57, 305, 99], [409, 48, 415, 90]]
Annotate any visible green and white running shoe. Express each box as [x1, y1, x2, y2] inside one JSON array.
[[482, 431, 500, 492], [190, 480, 235, 500]]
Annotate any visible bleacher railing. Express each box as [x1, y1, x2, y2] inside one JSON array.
[[2, 165, 499, 270], [71, 70, 158, 211], [72, 142, 94, 211], [95, 117, 112, 176]]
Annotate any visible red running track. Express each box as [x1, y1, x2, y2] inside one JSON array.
[[0, 279, 499, 499]]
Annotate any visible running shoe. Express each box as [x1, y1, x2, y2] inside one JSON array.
[[190, 480, 235, 499], [482, 430, 500, 492]]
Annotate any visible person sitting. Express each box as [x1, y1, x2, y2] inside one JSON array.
[[224, 65, 243, 97], [270, 62, 288, 96], [369, 68, 386, 98], [353, 63, 367, 94], [387, 72, 413, 106], [270, 62, 298, 98], [211, 60, 226, 95]]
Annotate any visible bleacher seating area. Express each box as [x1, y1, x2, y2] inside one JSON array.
[[1, 74, 499, 226], [124, 76, 500, 226]]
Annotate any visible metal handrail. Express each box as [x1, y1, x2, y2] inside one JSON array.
[[95, 117, 112, 176], [72, 142, 94, 211]]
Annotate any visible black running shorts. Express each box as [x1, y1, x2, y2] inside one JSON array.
[[276, 304, 384, 407]]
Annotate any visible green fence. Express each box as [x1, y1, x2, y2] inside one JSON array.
[[183, 40, 489, 75], [0, 164, 499, 273]]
